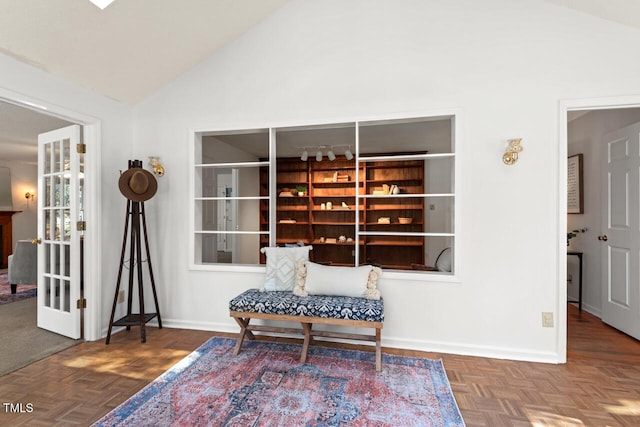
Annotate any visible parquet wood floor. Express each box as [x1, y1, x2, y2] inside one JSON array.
[[1, 304, 639, 426]]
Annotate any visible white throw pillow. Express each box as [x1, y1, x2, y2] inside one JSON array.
[[298, 262, 379, 299], [435, 247, 452, 272], [261, 246, 312, 291]]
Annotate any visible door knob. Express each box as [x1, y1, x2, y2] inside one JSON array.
[[598, 235, 608, 241], [31, 238, 42, 245]]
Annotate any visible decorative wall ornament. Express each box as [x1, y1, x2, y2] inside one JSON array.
[[148, 156, 165, 177], [503, 138, 523, 165]]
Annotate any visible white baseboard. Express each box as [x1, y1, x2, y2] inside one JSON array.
[[99, 319, 563, 364], [382, 337, 563, 364]]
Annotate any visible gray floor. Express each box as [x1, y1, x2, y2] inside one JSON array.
[[0, 296, 80, 376]]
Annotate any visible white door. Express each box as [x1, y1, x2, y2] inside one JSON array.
[[601, 121, 640, 340], [37, 125, 82, 339]]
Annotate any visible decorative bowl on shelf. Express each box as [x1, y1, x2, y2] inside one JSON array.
[[398, 217, 413, 224], [378, 217, 391, 224]]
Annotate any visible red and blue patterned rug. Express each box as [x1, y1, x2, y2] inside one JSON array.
[[93, 337, 465, 426], [0, 273, 37, 305]]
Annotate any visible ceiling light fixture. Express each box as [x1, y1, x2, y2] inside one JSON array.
[[89, 0, 116, 10], [298, 145, 353, 162], [344, 146, 353, 160]]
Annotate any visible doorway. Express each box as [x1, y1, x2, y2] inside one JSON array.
[[561, 97, 640, 360], [0, 88, 102, 341]]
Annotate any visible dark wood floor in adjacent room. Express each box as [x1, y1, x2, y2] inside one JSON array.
[[1, 304, 639, 426]]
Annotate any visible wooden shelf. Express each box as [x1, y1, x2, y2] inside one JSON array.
[[260, 153, 425, 267], [276, 207, 308, 211], [364, 240, 423, 246], [312, 221, 361, 225], [311, 208, 355, 211], [112, 313, 157, 327], [365, 222, 422, 226], [311, 241, 359, 246], [311, 181, 361, 186]]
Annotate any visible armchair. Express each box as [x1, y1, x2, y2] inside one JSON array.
[[7, 240, 37, 294]]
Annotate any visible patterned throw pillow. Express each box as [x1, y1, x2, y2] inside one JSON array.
[[294, 261, 382, 300], [260, 246, 313, 291]]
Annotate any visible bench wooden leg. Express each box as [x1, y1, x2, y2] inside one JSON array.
[[375, 327, 382, 372], [300, 322, 313, 363], [232, 317, 256, 355]]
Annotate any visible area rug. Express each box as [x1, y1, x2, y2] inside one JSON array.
[[0, 272, 37, 305], [93, 337, 465, 426]]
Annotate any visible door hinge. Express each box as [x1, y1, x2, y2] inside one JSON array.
[[76, 143, 86, 154], [77, 298, 86, 309], [77, 221, 86, 231]]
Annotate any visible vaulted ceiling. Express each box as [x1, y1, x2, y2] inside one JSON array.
[[1, 0, 637, 106]]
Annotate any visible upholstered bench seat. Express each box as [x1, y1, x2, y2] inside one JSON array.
[[229, 289, 384, 322], [229, 289, 384, 371]]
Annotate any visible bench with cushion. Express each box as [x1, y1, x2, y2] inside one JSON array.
[[229, 288, 384, 371], [229, 247, 385, 370]]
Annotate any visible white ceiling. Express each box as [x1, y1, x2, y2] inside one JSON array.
[[0, 0, 639, 164], [0, 102, 72, 165], [544, 0, 640, 30], [0, 0, 289, 105]]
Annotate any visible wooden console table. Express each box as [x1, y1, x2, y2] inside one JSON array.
[[567, 251, 583, 311]]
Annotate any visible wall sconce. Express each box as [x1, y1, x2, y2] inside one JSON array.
[[148, 156, 165, 177], [25, 190, 35, 202], [503, 138, 523, 165]]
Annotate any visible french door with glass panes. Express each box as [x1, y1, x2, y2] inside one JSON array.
[[37, 125, 83, 339]]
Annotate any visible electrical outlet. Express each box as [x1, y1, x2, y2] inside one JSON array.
[[117, 290, 125, 304], [542, 312, 554, 327], [429, 204, 436, 211]]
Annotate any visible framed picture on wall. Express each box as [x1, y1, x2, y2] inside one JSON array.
[[568, 154, 584, 214]]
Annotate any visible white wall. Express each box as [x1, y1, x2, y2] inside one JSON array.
[[132, 0, 640, 362], [0, 161, 37, 246], [0, 52, 133, 340], [567, 108, 640, 317]]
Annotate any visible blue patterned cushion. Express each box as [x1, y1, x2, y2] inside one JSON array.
[[229, 289, 384, 323]]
